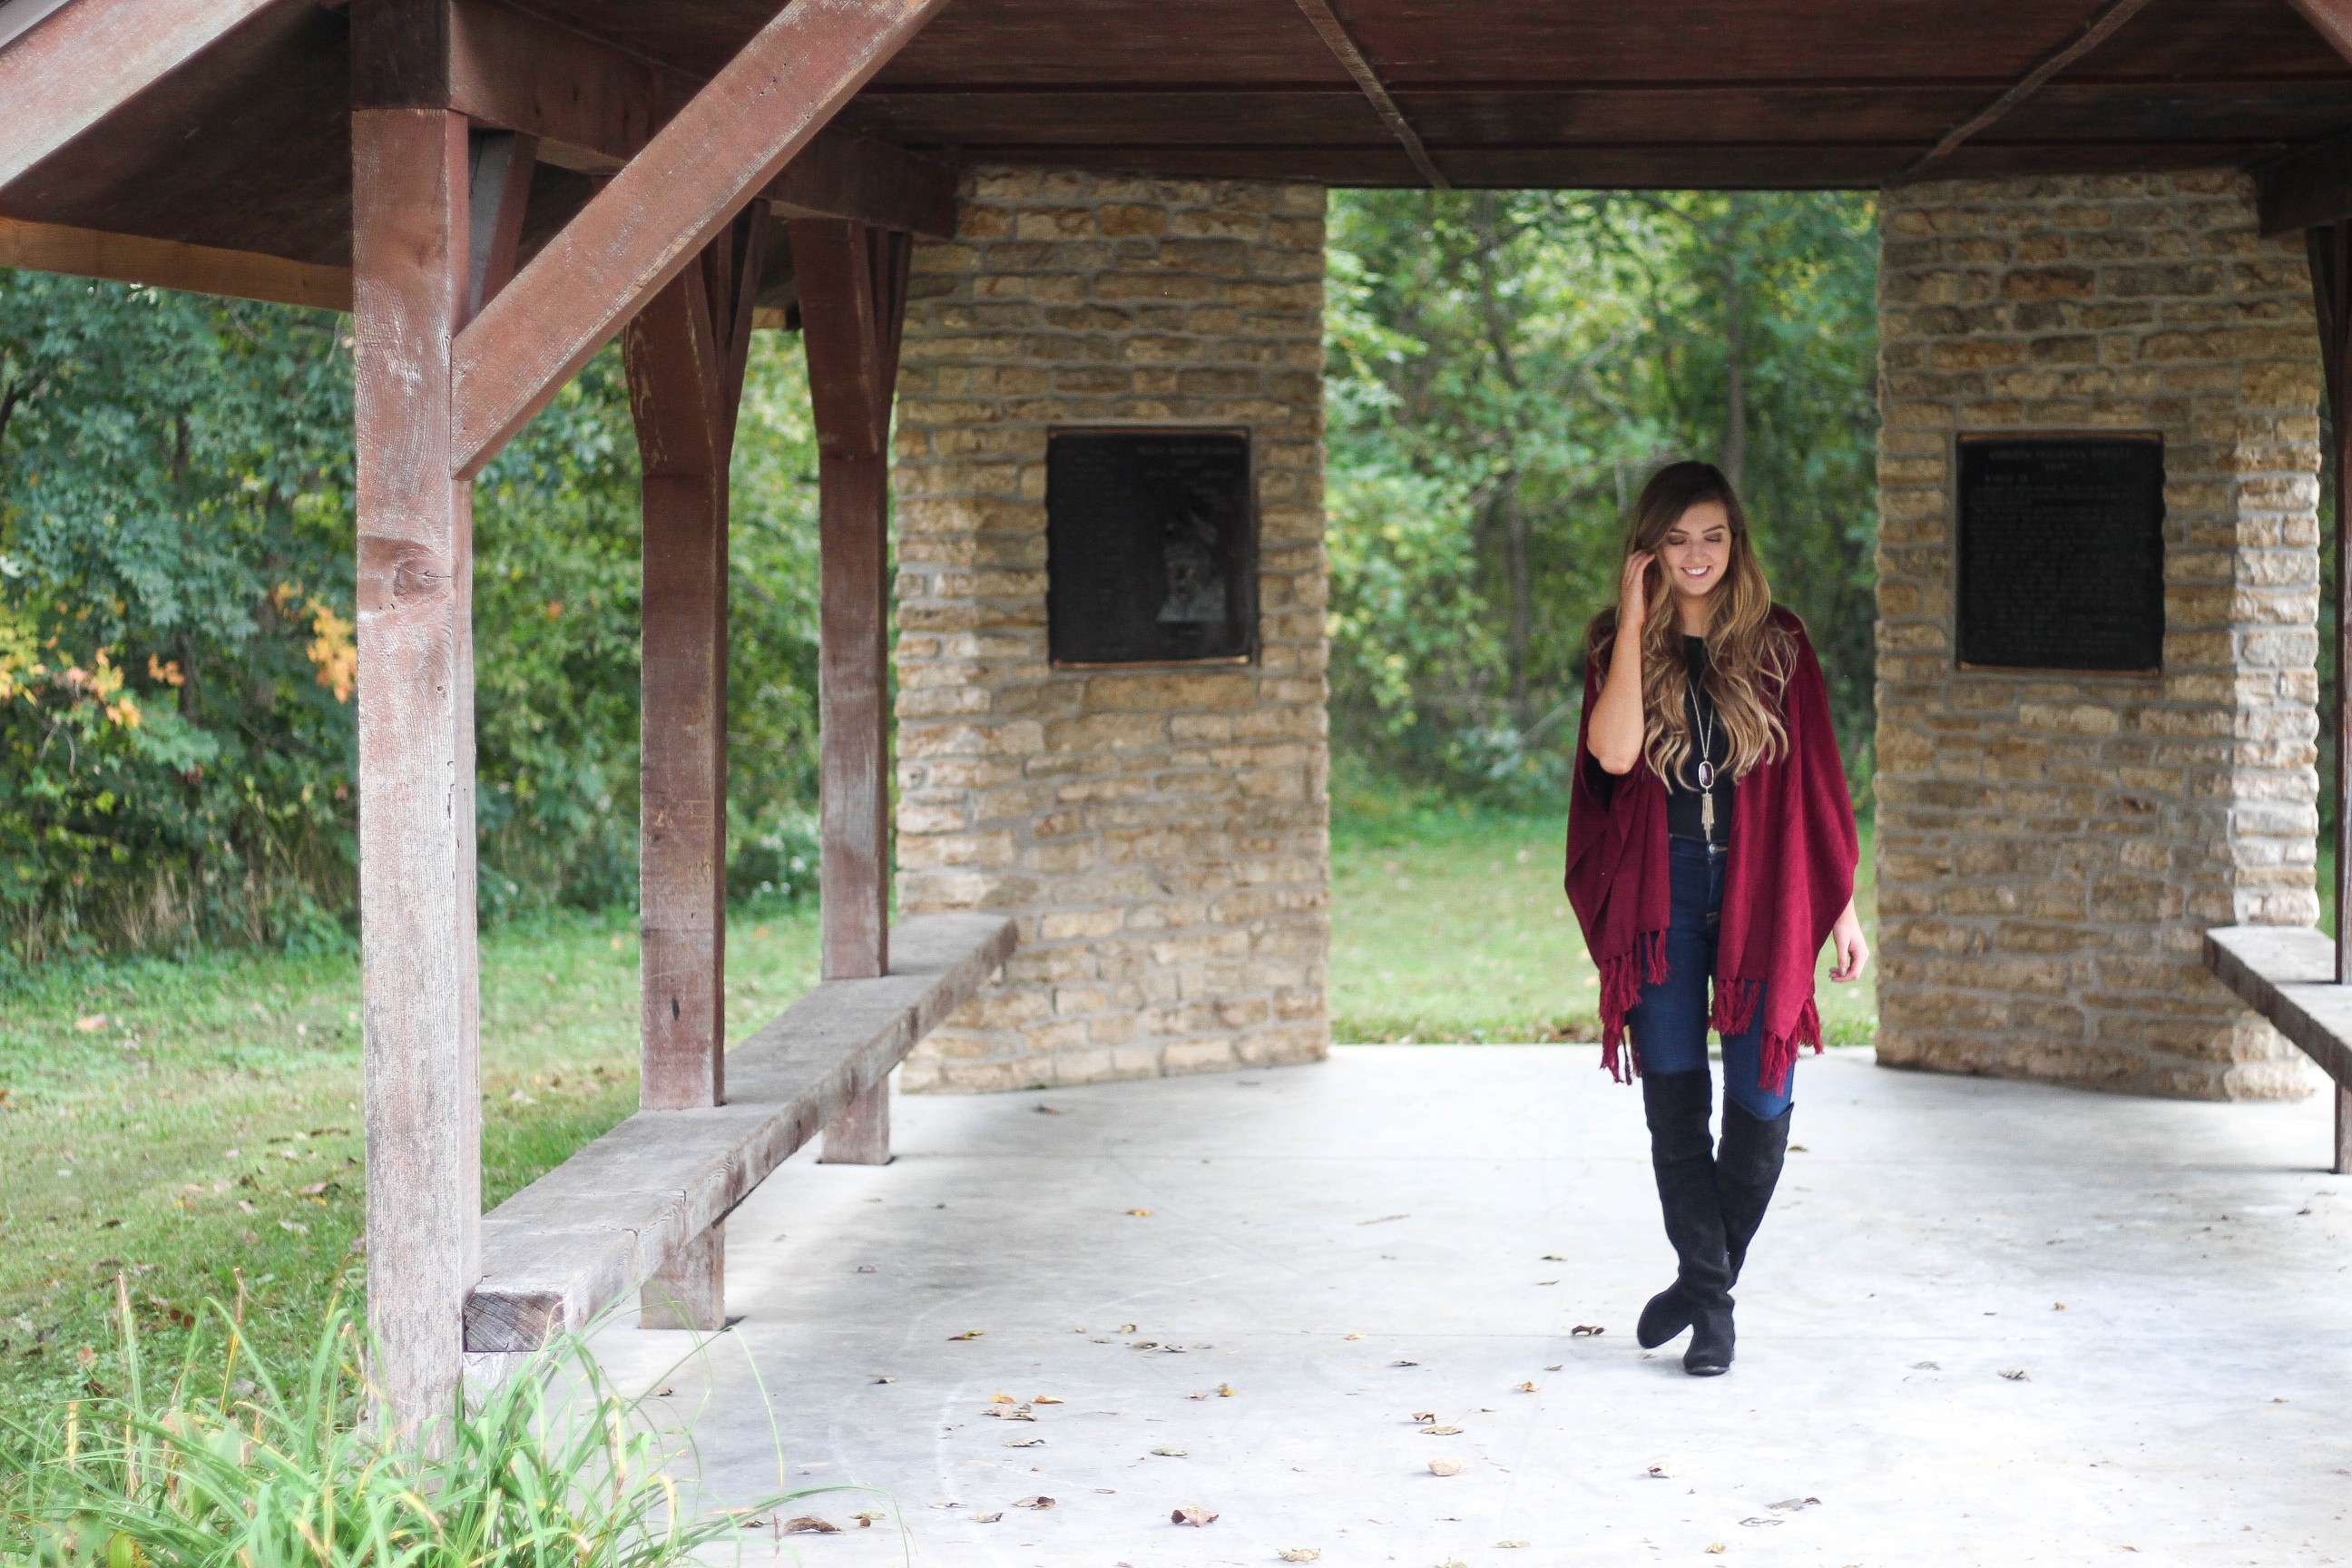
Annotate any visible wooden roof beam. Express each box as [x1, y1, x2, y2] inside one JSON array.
[[0, 216, 351, 309], [1286, 0, 1447, 190], [1900, 0, 2159, 177], [0, 0, 290, 191], [2258, 123, 2352, 233], [2283, 0, 2352, 65], [446, 0, 956, 238], [446, 0, 952, 477]]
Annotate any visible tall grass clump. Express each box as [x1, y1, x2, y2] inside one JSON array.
[[3, 1279, 834, 1568]]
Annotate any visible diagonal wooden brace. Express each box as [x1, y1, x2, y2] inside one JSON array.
[[448, 0, 952, 479]]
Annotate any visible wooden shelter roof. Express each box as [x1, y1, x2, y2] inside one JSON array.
[[8, 0, 2352, 300]]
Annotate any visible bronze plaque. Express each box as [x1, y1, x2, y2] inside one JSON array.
[[1955, 435, 2165, 673], [1046, 429, 1256, 666]]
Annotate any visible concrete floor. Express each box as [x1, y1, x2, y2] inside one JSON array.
[[591, 1046, 2352, 1567]]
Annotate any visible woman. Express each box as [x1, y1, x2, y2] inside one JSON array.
[[1563, 461, 1866, 1377]]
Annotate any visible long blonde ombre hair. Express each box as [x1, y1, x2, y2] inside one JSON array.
[[1586, 461, 1793, 786]]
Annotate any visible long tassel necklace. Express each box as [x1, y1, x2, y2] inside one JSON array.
[[1690, 674, 1719, 838]]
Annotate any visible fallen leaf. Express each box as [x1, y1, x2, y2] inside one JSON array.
[[2000, 1368, 2031, 1381], [1535, 1279, 1559, 1287], [1390, 1358, 1419, 1367], [1188, 1390, 1210, 1399], [850, 1512, 883, 1526], [1789, 1143, 1808, 1152], [1540, 1253, 1564, 1261], [1357, 1213, 1408, 1225], [1005, 1438, 1044, 1447], [1151, 1446, 1188, 1457], [1740, 1516, 1785, 1527], [947, 1329, 985, 1340], [237, 1200, 257, 1215], [1034, 1104, 1063, 1114], [278, 1220, 307, 1234], [1909, 1361, 1940, 1370], [1646, 1465, 1670, 1478], [1013, 1495, 1054, 1510], [296, 1181, 329, 1197], [856, 1264, 876, 1273], [74, 1015, 106, 1033], [989, 1406, 1036, 1422], [1218, 1382, 1237, 1396], [988, 1392, 1016, 1403], [1171, 1504, 1218, 1526], [779, 1516, 838, 1534], [1422, 1425, 1462, 1436], [1034, 1394, 1064, 1404], [1571, 1324, 1605, 1337], [1545, 1363, 1563, 1371], [1344, 1332, 1365, 1340], [1428, 1456, 1463, 1476], [1126, 1209, 1153, 1217], [1278, 1552, 1321, 1563], [973, 1511, 1003, 1523], [1498, 1542, 1531, 1550], [1769, 1497, 1822, 1514], [1515, 1381, 1539, 1393], [1706, 1546, 1727, 1555], [872, 1376, 895, 1384], [1119, 1322, 1139, 1333]]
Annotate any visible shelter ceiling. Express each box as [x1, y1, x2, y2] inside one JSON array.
[[3, 0, 2352, 273]]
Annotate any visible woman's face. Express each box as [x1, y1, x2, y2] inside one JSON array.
[[1656, 500, 1731, 604]]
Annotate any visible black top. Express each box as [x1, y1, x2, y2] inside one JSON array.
[[1666, 635, 1735, 845]]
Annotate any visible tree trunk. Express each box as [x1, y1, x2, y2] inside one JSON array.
[[1500, 470, 1531, 730], [1719, 198, 1747, 491]]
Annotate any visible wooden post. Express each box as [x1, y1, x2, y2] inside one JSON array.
[[796, 218, 909, 1164], [352, 94, 479, 1436], [2308, 221, 2352, 1175], [625, 217, 764, 1323]]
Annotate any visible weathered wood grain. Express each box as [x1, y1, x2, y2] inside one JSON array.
[[797, 219, 910, 983], [0, 0, 285, 191], [0, 216, 351, 309], [639, 1222, 725, 1330], [447, 0, 950, 478], [820, 1081, 892, 1164], [353, 98, 481, 1436], [465, 911, 1014, 1351]]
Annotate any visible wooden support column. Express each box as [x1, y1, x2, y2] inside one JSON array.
[[353, 93, 479, 1436], [2307, 220, 2352, 1175], [624, 215, 764, 1323], [796, 218, 910, 1164]]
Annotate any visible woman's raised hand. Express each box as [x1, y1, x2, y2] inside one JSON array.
[[1619, 550, 1654, 632]]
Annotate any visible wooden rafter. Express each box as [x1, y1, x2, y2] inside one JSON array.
[[0, 216, 350, 309], [1287, 0, 1448, 190], [2258, 123, 2352, 234], [0, 0, 287, 191], [446, 0, 951, 478], [1901, 0, 2161, 176], [2284, 0, 2352, 65]]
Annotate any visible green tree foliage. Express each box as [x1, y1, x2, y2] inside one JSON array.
[[0, 274, 825, 962], [1325, 190, 1880, 802]]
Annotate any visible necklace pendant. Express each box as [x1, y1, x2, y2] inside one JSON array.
[[1701, 790, 1716, 835], [1696, 760, 1715, 789]]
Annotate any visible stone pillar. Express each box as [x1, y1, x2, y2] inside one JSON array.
[[891, 167, 1330, 1092], [1874, 171, 2320, 1100]]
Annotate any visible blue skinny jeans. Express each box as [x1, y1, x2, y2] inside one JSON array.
[[1625, 836, 1794, 1121]]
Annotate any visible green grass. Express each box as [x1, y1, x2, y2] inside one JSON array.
[[0, 904, 820, 1432], [1329, 803, 1879, 1046]]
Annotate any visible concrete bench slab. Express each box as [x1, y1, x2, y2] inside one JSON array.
[[465, 910, 1015, 1351], [2201, 924, 2352, 1093]]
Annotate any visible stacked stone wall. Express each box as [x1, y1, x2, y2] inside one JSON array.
[[890, 166, 1330, 1093], [1875, 170, 2320, 1099]]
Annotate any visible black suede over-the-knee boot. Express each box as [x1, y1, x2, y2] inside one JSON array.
[[1639, 1069, 1734, 1375], [1718, 1099, 1792, 1288]]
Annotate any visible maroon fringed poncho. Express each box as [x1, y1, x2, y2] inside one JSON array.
[[1563, 606, 1857, 1093]]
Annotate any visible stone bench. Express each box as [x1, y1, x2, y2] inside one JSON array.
[[464, 910, 1016, 1352]]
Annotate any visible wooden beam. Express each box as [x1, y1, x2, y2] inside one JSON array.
[[444, 0, 956, 238], [353, 100, 480, 1440], [1901, 0, 2160, 177], [0, 217, 351, 310], [2259, 124, 2352, 236], [465, 129, 536, 318], [2283, 0, 2352, 67], [1286, 0, 1448, 191], [447, 0, 951, 479], [2309, 223, 2352, 1000], [795, 218, 908, 993], [0, 0, 285, 191]]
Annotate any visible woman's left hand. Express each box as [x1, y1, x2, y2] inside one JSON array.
[[1828, 899, 1870, 983]]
